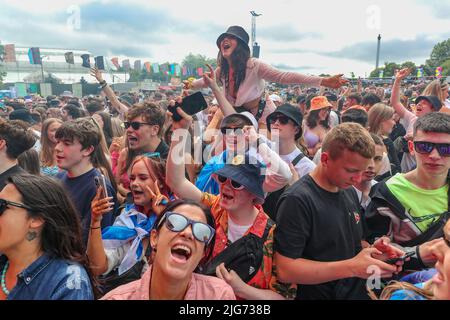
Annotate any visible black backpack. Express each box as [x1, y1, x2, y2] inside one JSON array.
[[263, 153, 305, 221], [198, 218, 274, 283]]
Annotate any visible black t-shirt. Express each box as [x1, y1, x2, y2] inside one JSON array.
[[274, 174, 368, 300], [0, 165, 27, 191], [56, 168, 117, 246], [155, 140, 169, 159]]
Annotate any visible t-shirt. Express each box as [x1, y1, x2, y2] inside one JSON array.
[[227, 217, 253, 244], [57, 168, 116, 245], [155, 140, 169, 159], [0, 165, 26, 191], [280, 148, 316, 180], [386, 173, 448, 233], [274, 174, 368, 300]]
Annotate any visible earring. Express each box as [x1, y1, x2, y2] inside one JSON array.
[[26, 231, 37, 241]]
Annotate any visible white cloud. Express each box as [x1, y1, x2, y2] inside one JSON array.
[[1, 0, 449, 77]]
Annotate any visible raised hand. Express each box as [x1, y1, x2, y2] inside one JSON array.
[[90, 187, 114, 224], [395, 68, 412, 80], [141, 180, 169, 216], [202, 64, 219, 90], [90, 67, 104, 83], [321, 74, 349, 89]]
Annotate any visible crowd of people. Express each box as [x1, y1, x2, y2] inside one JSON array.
[[0, 25, 449, 301]]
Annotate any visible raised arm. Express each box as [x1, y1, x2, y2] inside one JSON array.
[[90, 67, 129, 115], [256, 60, 348, 89], [390, 68, 412, 118], [202, 64, 236, 117], [165, 101, 203, 203], [87, 187, 114, 275]]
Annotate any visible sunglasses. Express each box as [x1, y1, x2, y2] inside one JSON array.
[[0, 199, 33, 216], [413, 141, 450, 157], [216, 174, 245, 190], [220, 127, 244, 135], [124, 121, 154, 130], [269, 115, 290, 125], [157, 212, 215, 245]]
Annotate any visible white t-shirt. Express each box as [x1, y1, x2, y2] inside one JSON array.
[[280, 148, 316, 180], [329, 110, 340, 128], [227, 217, 252, 244], [353, 180, 377, 209]]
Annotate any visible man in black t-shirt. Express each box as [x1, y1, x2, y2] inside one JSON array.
[[0, 120, 36, 190], [274, 123, 405, 300]]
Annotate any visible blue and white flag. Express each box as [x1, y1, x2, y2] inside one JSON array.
[[102, 203, 157, 275]]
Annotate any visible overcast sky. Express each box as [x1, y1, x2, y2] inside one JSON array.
[[1, 0, 449, 77]]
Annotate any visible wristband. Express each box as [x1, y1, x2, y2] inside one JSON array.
[[90, 226, 101, 230], [99, 80, 106, 85]]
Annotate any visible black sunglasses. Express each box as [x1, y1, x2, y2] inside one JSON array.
[[0, 199, 33, 215], [157, 212, 215, 245], [269, 115, 290, 125], [216, 174, 245, 190], [220, 127, 244, 135], [413, 141, 450, 157], [124, 121, 154, 130]]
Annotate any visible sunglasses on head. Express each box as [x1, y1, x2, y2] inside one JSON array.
[[269, 115, 290, 125], [157, 212, 215, 245], [413, 141, 450, 157], [216, 174, 245, 190], [124, 121, 154, 130], [0, 199, 33, 216], [220, 127, 244, 135]]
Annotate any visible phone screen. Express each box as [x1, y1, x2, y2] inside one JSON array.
[[169, 92, 208, 122], [94, 175, 109, 198]]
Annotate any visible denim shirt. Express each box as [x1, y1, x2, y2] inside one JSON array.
[[0, 254, 94, 300]]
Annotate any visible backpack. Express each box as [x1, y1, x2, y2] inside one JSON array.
[[263, 153, 305, 221], [198, 219, 274, 283]]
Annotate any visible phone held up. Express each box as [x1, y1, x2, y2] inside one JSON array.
[[168, 91, 208, 122], [94, 174, 109, 199]]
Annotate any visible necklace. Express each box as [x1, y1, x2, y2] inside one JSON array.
[[1, 261, 10, 296]]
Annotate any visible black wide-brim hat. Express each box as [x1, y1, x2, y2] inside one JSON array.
[[216, 25, 250, 50], [415, 95, 442, 111], [267, 103, 304, 140], [215, 154, 265, 204]]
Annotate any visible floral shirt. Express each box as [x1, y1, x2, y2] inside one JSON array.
[[201, 192, 296, 299]]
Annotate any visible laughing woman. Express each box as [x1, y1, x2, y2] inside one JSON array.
[[0, 174, 95, 300], [101, 199, 236, 300], [187, 25, 347, 129], [87, 155, 171, 293]]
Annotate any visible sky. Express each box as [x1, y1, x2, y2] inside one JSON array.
[[1, 0, 450, 78]]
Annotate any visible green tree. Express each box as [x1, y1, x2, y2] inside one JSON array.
[[181, 53, 216, 79], [369, 62, 401, 78], [400, 61, 417, 71], [441, 59, 450, 77], [426, 38, 450, 69]]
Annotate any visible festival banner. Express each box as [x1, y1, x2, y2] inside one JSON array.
[[4, 44, 16, 62]]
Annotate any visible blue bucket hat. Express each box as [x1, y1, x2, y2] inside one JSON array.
[[215, 153, 265, 204]]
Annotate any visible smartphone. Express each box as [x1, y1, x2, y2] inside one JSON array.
[[385, 251, 415, 265], [94, 175, 109, 198], [168, 92, 208, 122]]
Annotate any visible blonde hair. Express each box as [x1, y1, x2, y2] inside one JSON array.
[[422, 79, 448, 103], [40, 118, 63, 166], [368, 103, 394, 135], [368, 280, 434, 300], [110, 117, 125, 138]]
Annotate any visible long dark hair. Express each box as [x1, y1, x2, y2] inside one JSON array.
[[217, 39, 250, 96], [153, 199, 216, 264], [95, 112, 114, 147], [7, 174, 101, 298], [306, 109, 330, 130]]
